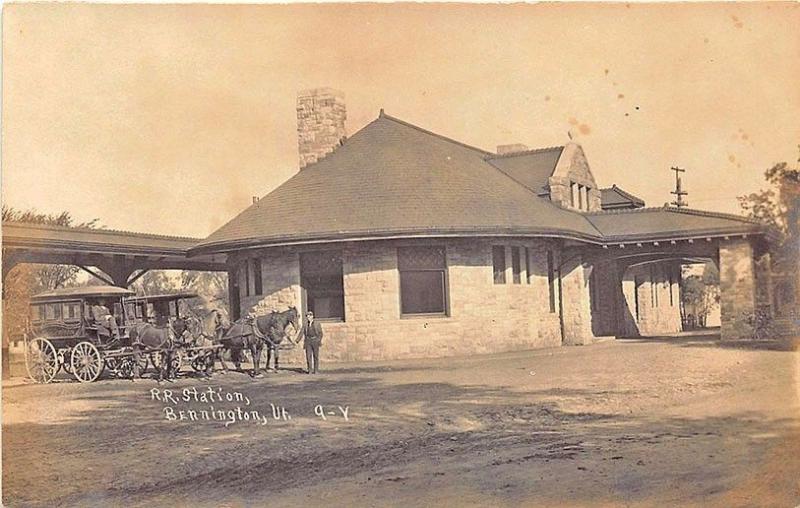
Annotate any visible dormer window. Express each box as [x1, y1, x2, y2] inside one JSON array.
[[569, 181, 592, 211]]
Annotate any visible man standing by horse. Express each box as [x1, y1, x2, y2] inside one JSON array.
[[294, 311, 324, 374]]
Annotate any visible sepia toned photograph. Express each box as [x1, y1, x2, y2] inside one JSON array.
[[1, 2, 799, 506]]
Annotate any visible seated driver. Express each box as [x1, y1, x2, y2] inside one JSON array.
[[92, 299, 120, 340]]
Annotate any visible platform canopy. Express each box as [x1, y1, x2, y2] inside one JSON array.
[[2, 222, 227, 287]]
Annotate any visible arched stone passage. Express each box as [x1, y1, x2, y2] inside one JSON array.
[[578, 235, 773, 341]]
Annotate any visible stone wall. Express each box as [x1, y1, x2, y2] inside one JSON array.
[[231, 238, 566, 364], [560, 257, 596, 345], [619, 262, 682, 336], [719, 238, 757, 340], [588, 259, 622, 337]]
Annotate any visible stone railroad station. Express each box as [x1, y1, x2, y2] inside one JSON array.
[[190, 88, 777, 362], [5, 88, 784, 363]]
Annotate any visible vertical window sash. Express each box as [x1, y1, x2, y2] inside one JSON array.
[[511, 247, 521, 284], [243, 261, 251, 297], [547, 250, 556, 313], [492, 246, 506, 284], [398, 246, 448, 316], [300, 251, 345, 321], [252, 258, 263, 296]]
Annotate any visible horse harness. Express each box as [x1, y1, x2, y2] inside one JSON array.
[[226, 314, 285, 349]]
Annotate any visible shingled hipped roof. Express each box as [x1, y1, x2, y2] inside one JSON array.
[[586, 207, 768, 242], [485, 147, 564, 195], [191, 112, 767, 255]]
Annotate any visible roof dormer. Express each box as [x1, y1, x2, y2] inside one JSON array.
[[546, 142, 601, 212]]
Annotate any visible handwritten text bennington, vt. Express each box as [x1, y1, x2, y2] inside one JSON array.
[[149, 386, 349, 427]]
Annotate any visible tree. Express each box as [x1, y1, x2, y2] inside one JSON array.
[[127, 269, 229, 318], [130, 270, 180, 296], [738, 149, 800, 322], [680, 262, 720, 328], [2, 206, 102, 348], [2, 205, 102, 290], [180, 270, 229, 316], [737, 149, 800, 248]]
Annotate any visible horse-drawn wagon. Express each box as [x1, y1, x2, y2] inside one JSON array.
[[24, 285, 142, 383], [123, 291, 224, 374], [24, 284, 301, 383]]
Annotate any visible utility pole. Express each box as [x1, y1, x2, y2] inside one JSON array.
[[670, 166, 688, 208]]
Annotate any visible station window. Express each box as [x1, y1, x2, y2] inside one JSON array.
[[252, 258, 263, 296], [650, 266, 657, 307], [301, 250, 345, 321], [525, 247, 532, 284], [398, 246, 448, 316], [243, 261, 250, 297], [547, 250, 557, 313], [492, 246, 506, 284], [634, 276, 643, 321], [511, 247, 522, 284], [669, 268, 675, 306]]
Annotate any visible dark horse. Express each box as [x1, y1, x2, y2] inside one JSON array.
[[220, 307, 299, 378], [129, 322, 177, 382]]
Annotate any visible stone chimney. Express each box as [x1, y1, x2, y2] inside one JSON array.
[[296, 88, 347, 169], [496, 143, 529, 155]]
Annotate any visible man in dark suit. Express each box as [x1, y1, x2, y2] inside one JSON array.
[[295, 311, 324, 374]]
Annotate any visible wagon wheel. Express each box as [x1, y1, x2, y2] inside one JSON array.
[[116, 354, 149, 379], [172, 350, 184, 373], [149, 351, 163, 370], [70, 341, 104, 383], [150, 351, 182, 373], [25, 337, 58, 384], [60, 349, 74, 375], [104, 356, 122, 376], [191, 351, 208, 372], [135, 353, 149, 377]]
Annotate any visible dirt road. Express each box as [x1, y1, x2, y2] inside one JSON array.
[[3, 333, 799, 507]]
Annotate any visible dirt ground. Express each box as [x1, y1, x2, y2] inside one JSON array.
[[2, 332, 799, 507]]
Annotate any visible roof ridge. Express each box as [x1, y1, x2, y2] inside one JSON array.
[[600, 184, 645, 204], [484, 146, 565, 160], [663, 206, 765, 224], [585, 205, 672, 216], [1, 221, 202, 242], [586, 205, 764, 225], [379, 112, 494, 156]]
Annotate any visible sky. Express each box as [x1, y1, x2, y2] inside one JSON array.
[[2, 3, 799, 238]]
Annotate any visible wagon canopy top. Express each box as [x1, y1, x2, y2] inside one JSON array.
[[30, 285, 135, 302], [123, 292, 199, 303]]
